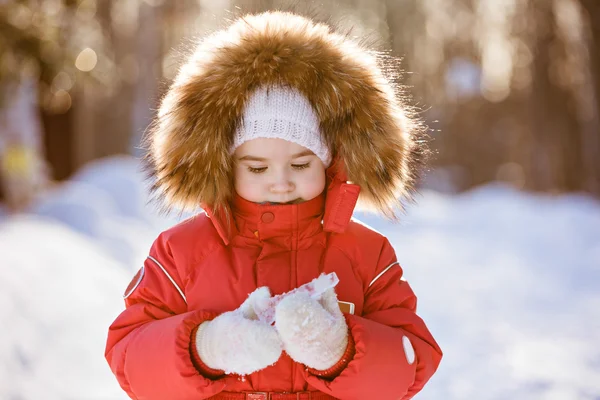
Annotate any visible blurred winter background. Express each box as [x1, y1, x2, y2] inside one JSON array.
[[1, 0, 599, 399]]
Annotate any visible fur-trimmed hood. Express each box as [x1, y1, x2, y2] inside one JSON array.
[[146, 10, 427, 219]]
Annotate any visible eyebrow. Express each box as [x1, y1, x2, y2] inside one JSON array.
[[237, 150, 314, 162]]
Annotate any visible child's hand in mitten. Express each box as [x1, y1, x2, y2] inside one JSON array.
[[275, 288, 349, 371], [194, 287, 283, 375]]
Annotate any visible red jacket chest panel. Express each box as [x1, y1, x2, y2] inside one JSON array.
[[184, 241, 365, 317]]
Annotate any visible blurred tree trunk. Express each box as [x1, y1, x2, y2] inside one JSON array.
[[580, 0, 600, 123], [385, 0, 417, 62], [42, 104, 74, 181], [72, 78, 95, 170], [130, 2, 163, 156], [579, 0, 600, 195], [526, 0, 584, 192], [95, 0, 135, 158]]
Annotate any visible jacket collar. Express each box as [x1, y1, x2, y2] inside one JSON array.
[[204, 157, 361, 245], [231, 190, 326, 242]]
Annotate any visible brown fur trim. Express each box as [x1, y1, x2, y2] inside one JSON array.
[[144, 10, 428, 219]]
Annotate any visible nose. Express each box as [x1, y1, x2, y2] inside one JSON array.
[[270, 170, 295, 193]]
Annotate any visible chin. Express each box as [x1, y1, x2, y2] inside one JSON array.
[[284, 198, 304, 204]]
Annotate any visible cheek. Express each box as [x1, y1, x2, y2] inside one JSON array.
[[299, 169, 326, 196], [234, 169, 266, 197]]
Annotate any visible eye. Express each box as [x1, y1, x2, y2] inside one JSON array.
[[248, 166, 267, 174], [292, 163, 310, 170]]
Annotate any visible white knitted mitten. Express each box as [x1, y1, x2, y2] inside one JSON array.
[[275, 288, 348, 370], [194, 287, 283, 375]]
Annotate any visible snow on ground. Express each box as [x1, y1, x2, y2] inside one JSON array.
[[30, 156, 184, 270], [357, 185, 600, 399], [1, 156, 599, 399], [0, 216, 130, 400]]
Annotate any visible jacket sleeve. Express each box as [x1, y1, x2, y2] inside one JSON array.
[[305, 238, 442, 400], [104, 233, 229, 400]]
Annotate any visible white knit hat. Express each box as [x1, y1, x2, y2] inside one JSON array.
[[230, 85, 331, 166]]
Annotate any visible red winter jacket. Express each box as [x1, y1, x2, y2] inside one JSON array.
[[105, 162, 442, 400]]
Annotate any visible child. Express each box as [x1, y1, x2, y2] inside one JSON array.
[[106, 11, 442, 400]]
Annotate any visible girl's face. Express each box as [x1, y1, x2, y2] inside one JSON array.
[[233, 138, 327, 204]]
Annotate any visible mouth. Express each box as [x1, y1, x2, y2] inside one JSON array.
[[270, 198, 302, 205]]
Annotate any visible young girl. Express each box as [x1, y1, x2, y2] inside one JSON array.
[[106, 11, 442, 400]]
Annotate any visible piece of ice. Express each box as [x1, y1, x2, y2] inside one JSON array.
[[255, 272, 339, 325]]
